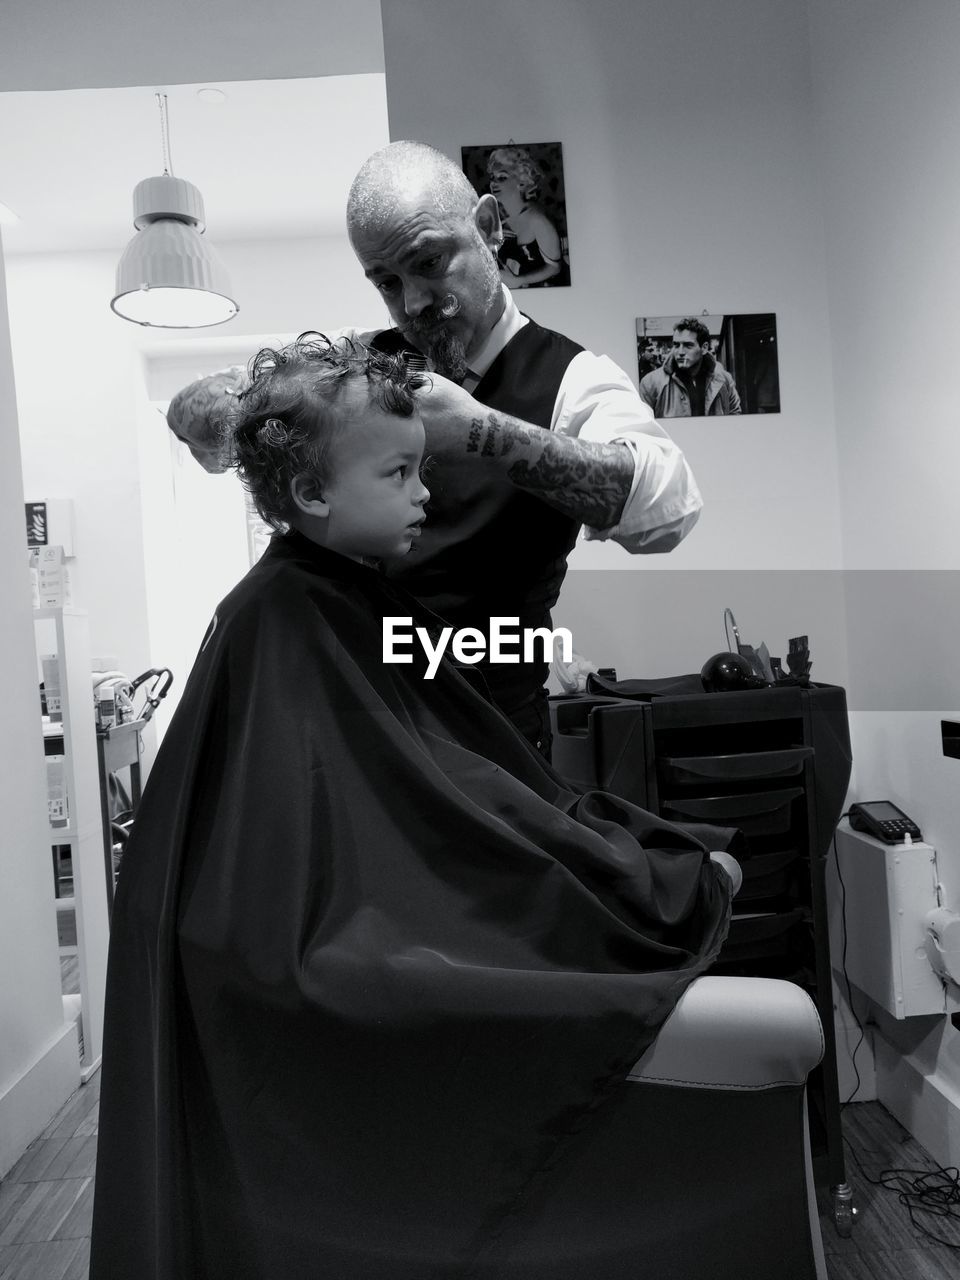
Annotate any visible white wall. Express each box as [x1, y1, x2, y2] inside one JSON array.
[[807, 0, 960, 1165], [7, 252, 154, 692], [8, 234, 389, 752], [382, 0, 848, 689], [809, 0, 960, 573], [384, 0, 843, 574], [0, 232, 79, 1177]]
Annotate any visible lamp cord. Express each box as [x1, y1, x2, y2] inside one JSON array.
[[156, 92, 173, 176]]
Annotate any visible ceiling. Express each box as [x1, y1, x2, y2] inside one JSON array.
[[0, 74, 390, 256]]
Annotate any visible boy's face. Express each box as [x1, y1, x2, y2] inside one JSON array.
[[321, 385, 430, 562]]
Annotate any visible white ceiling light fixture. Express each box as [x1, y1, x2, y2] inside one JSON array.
[[111, 92, 238, 329]]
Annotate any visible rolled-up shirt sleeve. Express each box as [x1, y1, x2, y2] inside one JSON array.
[[551, 350, 703, 553]]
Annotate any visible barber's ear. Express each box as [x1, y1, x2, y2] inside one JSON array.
[[289, 473, 330, 518], [475, 193, 503, 251]]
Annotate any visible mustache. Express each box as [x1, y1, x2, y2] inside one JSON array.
[[403, 295, 461, 336]]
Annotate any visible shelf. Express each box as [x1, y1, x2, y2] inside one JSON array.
[[33, 606, 109, 1077], [97, 718, 147, 741], [33, 605, 88, 621]]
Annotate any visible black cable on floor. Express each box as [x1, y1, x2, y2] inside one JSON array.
[[843, 1129, 960, 1249]]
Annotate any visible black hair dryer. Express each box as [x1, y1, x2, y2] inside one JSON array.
[[701, 608, 812, 693], [700, 651, 767, 693]]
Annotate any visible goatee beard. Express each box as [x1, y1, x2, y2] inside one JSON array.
[[403, 304, 468, 382], [407, 325, 468, 378], [425, 329, 468, 382]]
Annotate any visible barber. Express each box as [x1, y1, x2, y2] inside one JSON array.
[[167, 142, 702, 759], [345, 141, 701, 758]]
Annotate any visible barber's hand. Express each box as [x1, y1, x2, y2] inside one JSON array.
[[413, 373, 487, 458]]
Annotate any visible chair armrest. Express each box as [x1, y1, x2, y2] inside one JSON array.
[[709, 850, 743, 896], [628, 975, 824, 1090]]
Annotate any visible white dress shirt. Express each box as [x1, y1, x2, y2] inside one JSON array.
[[349, 289, 702, 553], [457, 288, 702, 552]]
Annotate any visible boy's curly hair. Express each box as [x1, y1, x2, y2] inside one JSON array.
[[232, 332, 427, 530]]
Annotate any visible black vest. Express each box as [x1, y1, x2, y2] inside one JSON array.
[[371, 319, 583, 712]]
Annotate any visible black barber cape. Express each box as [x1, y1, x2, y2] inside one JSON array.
[[90, 531, 730, 1280]]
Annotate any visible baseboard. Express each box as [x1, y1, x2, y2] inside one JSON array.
[[0, 1020, 80, 1179], [874, 1035, 960, 1170]]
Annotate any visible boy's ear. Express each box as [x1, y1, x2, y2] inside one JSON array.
[[289, 473, 330, 518]]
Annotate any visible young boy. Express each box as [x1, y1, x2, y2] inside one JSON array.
[[90, 335, 731, 1280], [230, 334, 431, 563]]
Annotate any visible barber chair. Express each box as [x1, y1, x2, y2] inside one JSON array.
[[494, 974, 828, 1279]]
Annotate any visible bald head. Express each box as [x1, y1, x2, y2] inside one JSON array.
[[346, 140, 505, 379], [346, 141, 479, 242]]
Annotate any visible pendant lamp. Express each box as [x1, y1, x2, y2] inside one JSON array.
[[111, 93, 238, 328]]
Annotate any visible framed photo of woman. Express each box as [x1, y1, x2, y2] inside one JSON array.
[[462, 140, 571, 289]]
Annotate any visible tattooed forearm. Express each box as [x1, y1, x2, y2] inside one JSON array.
[[466, 414, 535, 459], [465, 411, 633, 527], [508, 438, 634, 526]]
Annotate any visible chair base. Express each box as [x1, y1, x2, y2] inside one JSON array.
[[478, 1080, 823, 1279]]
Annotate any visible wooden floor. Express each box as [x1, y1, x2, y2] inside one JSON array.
[[816, 1103, 960, 1279], [2, 1054, 958, 1278], [0, 1071, 96, 1279]]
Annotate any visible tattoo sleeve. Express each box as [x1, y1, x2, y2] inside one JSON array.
[[465, 411, 634, 528]]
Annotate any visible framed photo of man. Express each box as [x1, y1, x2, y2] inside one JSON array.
[[636, 313, 780, 416], [461, 140, 571, 289]]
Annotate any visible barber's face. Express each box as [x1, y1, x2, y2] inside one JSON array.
[[671, 329, 706, 371], [351, 197, 503, 380]]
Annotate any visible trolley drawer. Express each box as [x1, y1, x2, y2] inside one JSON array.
[[659, 746, 812, 786], [662, 787, 804, 837]]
